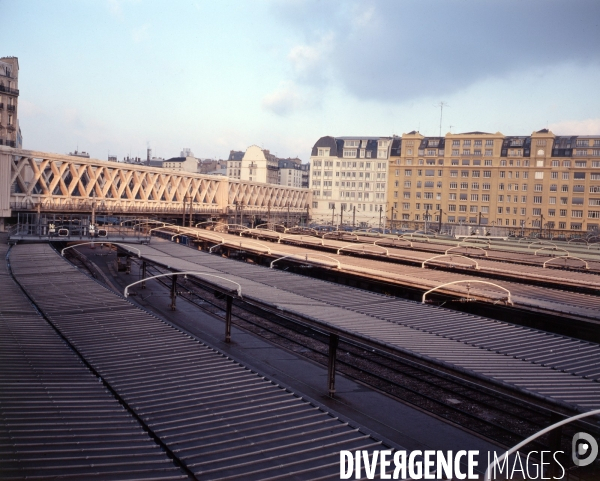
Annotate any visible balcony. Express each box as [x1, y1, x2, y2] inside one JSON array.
[[7, 104, 16, 112], [7, 124, 15, 131], [0, 84, 19, 96]]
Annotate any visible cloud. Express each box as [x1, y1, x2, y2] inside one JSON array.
[[549, 119, 600, 135], [262, 82, 307, 116], [271, 0, 600, 103], [131, 23, 151, 43], [288, 33, 334, 83]]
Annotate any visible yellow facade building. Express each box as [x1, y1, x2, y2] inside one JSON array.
[[387, 129, 600, 236]]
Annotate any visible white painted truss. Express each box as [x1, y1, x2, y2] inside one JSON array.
[[229, 180, 309, 211], [1, 147, 309, 215]]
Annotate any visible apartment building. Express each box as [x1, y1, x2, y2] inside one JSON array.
[[309, 136, 396, 227], [229, 146, 308, 187], [239, 145, 280, 184], [387, 129, 600, 235], [278, 158, 303, 188], [0, 56, 21, 148], [227, 150, 244, 179]]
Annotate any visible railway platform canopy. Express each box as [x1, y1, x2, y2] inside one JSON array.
[[5, 240, 393, 480], [111, 238, 600, 413], [147, 225, 600, 323], [0, 238, 187, 480]]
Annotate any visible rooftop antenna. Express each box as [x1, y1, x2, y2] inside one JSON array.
[[437, 101, 448, 137], [449, 125, 454, 134]]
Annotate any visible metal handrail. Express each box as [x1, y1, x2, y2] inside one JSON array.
[[534, 246, 570, 256], [195, 220, 219, 228], [568, 237, 588, 245], [527, 240, 557, 249], [337, 243, 389, 256], [270, 253, 341, 270], [124, 271, 242, 298], [233, 239, 272, 254], [149, 225, 180, 235], [421, 254, 480, 270], [131, 221, 169, 232], [278, 234, 324, 245], [193, 231, 226, 245], [445, 245, 488, 257], [543, 255, 589, 270], [484, 409, 600, 480], [61, 242, 141, 258], [401, 233, 432, 243], [422, 280, 512, 305], [457, 238, 491, 247], [374, 238, 412, 248]]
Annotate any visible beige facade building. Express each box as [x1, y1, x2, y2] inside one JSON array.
[[0, 56, 21, 149], [162, 155, 198, 173], [240, 145, 280, 184], [387, 129, 600, 235]]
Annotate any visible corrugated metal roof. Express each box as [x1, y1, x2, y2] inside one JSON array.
[[0, 238, 187, 480], [184, 228, 600, 320], [8, 243, 389, 480], [129, 240, 600, 410]]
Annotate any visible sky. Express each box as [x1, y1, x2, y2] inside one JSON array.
[[2, 0, 600, 162]]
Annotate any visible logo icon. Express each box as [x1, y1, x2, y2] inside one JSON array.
[[572, 432, 598, 467]]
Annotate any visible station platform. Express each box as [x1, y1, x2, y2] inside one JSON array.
[[8, 242, 398, 480], [120, 239, 600, 412]]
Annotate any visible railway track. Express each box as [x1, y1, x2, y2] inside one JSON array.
[[133, 261, 597, 459], [63, 246, 600, 479]]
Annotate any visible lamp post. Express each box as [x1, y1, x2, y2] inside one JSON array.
[[431, 209, 445, 234], [520, 218, 527, 237]]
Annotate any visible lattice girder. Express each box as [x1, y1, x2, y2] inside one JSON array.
[[2, 148, 309, 214]]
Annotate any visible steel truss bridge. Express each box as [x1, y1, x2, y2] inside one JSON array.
[[0, 147, 310, 224]]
